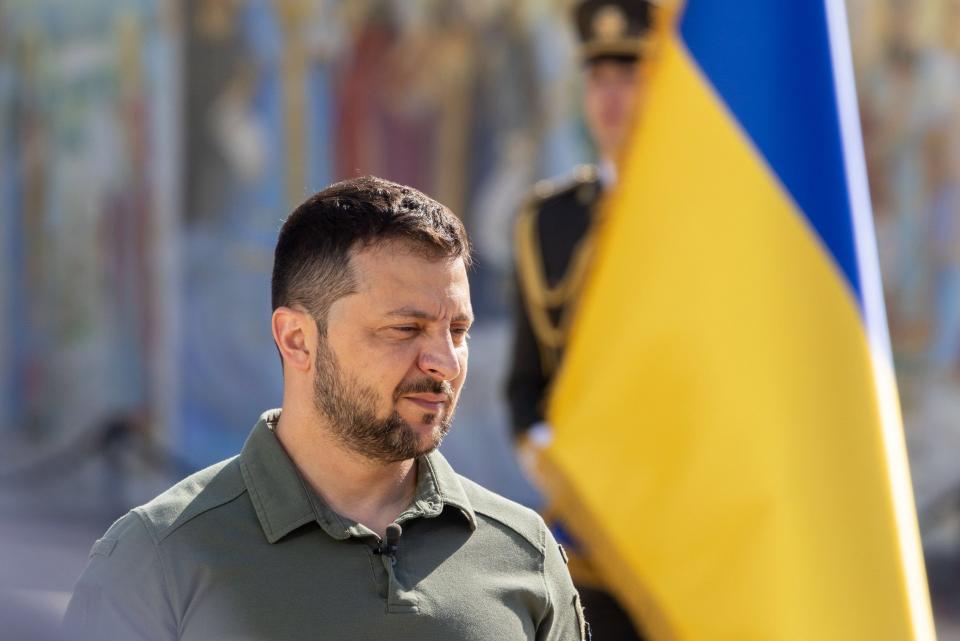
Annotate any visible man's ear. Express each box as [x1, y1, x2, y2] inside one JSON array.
[[272, 306, 314, 373]]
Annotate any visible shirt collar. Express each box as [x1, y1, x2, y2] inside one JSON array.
[[239, 410, 317, 543], [419, 447, 477, 531], [239, 409, 476, 544]]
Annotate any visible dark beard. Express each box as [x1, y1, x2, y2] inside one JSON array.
[[312, 339, 455, 462]]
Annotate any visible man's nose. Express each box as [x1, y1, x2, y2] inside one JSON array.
[[418, 332, 461, 381]]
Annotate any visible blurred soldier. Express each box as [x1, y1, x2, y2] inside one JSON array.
[[506, 0, 653, 638]]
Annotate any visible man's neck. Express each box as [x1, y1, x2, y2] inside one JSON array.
[[273, 405, 418, 537]]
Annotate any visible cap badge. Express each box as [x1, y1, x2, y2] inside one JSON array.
[[593, 4, 628, 42]]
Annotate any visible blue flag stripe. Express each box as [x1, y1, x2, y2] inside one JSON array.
[[679, 0, 863, 307]]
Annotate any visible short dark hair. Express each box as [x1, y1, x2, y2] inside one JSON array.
[[271, 176, 471, 333]]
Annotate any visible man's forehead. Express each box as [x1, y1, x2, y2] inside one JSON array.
[[384, 306, 473, 323], [351, 243, 467, 282], [347, 244, 471, 310]]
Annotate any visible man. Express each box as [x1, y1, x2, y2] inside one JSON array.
[[65, 177, 583, 640], [507, 1, 652, 639]]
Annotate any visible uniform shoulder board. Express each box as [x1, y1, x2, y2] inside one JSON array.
[[529, 164, 598, 205]]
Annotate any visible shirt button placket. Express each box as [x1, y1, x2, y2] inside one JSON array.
[[379, 536, 419, 613]]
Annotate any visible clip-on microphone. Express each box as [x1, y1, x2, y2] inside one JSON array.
[[375, 523, 402, 561]]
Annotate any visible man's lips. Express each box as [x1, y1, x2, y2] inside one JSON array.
[[402, 394, 449, 411]]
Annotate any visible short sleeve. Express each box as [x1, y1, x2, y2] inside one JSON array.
[[63, 512, 178, 641], [537, 522, 587, 641]]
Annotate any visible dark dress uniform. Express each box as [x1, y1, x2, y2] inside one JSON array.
[[507, 165, 601, 433], [507, 167, 645, 641], [506, 1, 654, 639]]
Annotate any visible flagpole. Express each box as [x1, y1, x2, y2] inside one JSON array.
[[823, 1, 937, 638]]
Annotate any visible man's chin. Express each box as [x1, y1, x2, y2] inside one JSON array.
[[385, 407, 454, 459], [398, 407, 442, 430], [417, 423, 446, 448], [410, 421, 450, 455]]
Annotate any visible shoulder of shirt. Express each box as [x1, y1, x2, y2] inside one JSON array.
[[125, 456, 246, 545], [520, 164, 599, 216], [455, 474, 546, 556]]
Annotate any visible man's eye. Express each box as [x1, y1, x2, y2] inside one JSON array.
[[451, 328, 470, 340], [391, 326, 418, 334]]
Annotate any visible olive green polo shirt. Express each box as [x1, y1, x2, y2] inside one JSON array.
[[64, 410, 585, 640]]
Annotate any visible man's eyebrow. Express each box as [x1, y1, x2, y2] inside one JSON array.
[[385, 307, 474, 323]]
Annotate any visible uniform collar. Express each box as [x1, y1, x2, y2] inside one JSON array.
[[240, 409, 477, 544], [598, 157, 617, 189]]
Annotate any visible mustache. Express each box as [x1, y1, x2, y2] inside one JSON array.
[[393, 378, 454, 401]]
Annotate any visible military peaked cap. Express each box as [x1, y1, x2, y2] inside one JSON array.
[[574, 0, 654, 63]]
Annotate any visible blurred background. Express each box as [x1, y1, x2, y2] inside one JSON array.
[[1, 0, 959, 636]]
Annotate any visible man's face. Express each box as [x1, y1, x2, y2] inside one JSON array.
[[583, 59, 642, 162], [313, 242, 472, 463]]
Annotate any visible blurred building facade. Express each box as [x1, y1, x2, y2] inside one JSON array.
[[0, 0, 589, 469]]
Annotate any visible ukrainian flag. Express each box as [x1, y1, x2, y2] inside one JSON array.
[[540, 1, 937, 639]]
